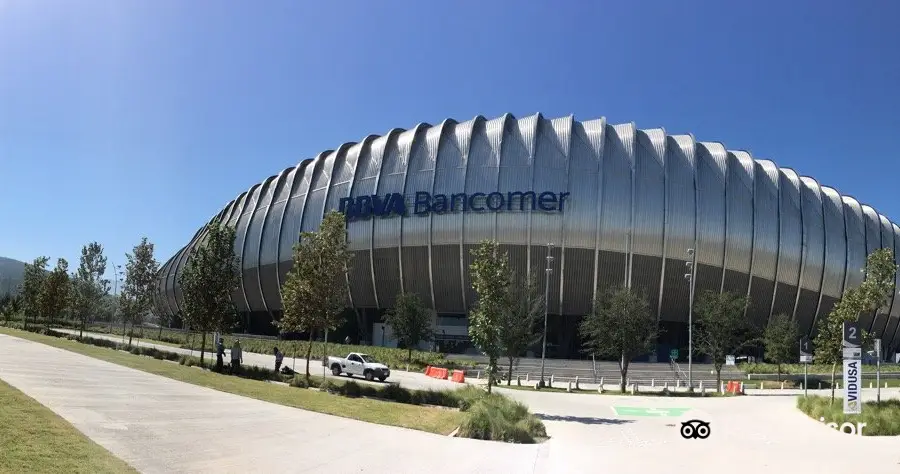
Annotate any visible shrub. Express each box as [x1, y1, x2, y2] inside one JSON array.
[[458, 393, 547, 443], [318, 379, 339, 393], [455, 385, 488, 412], [291, 376, 310, 388], [378, 383, 412, 404], [342, 381, 363, 398], [797, 396, 900, 436]]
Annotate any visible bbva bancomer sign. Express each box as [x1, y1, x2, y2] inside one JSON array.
[[339, 190, 571, 221]]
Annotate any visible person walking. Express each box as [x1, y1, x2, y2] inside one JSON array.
[[231, 339, 243, 374], [216, 338, 225, 372], [273, 347, 284, 373]]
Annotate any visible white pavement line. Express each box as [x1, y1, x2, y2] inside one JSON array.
[[0, 334, 541, 474]]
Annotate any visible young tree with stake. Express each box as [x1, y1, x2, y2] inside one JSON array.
[[468, 240, 511, 394], [121, 238, 159, 346], [278, 211, 352, 383], [383, 291, 433, 368], [580, 286, 658, 393], [20, 256, 49, 330], [763, 313, 799, 381], [39, 258, 71, 330], [71, 242, 110, 339], [814, 248, 897, 402], [179, 220, 241, 365], [694, 290, 757, 392], [500, 273, 544, 385]]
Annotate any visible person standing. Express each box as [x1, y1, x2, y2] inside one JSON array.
[[274, 347, 284, 373], [231, 339, 243, 374], [216, 338, 225, 372]]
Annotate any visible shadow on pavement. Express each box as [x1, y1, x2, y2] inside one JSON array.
[[535, 414, 634, 425]]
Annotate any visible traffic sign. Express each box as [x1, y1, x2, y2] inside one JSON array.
[[800, 355, 813, 363], [800, 337, 814, 357], [843, 321, 861, 348], [843, 347, 862, 360], [669, 349, 679, 360]]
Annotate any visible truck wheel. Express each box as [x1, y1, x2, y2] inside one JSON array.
[[364, 370, 375, 382], [378, 376, 387, 382], [331, 365, 341, 376]]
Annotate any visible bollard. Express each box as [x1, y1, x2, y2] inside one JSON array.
[[720, 382, 725, 393], [818, 381, 822, 390], [651, 379, 655, 387], [526, 373, 530, 382], [886, 382, 889, 389], [740, 382, 744, 394], [869, 382, 873, 389], [516, 375, 521, 386], [781, 381, 785, 390], [629, 383, 636, 395], [476, 370, 481, 379], [598, 385, 605, 394], [600, 377, 604, 386], [567, 381, 572, 393], [699, 381, 704, 393], [836, 382, 840, 389], [664, 381, 669, 390], [575, 376, 580, 390], [676, 380, 681, 389], [534, 382, 540, 390], [550, 374, 554, 388]]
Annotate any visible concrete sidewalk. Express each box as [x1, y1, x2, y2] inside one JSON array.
[[0, 333, 545, 474]]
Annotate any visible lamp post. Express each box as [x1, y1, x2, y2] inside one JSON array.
[[684, 248, 696, 390], [539, 243, 554, 388]]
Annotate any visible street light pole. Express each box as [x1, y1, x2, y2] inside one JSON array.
[[539, 243, 554, 388], [684, 248, 696, 390]]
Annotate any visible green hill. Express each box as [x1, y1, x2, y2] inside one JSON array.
[[0, 257, 26, 296]]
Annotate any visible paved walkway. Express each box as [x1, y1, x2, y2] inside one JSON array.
[[4, 332, 900, 473], [0, 333, 544, 474]]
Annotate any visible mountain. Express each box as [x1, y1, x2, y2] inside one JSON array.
[[0, 257, 27, 296]]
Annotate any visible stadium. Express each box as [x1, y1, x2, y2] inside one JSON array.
[[153, 113, 900, 360]]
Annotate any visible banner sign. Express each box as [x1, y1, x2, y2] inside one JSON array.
[[843, 358, 862, 414], [339, 190, 570, 221]]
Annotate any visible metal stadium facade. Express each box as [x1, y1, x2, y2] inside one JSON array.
[[154, 113, 900, 359]]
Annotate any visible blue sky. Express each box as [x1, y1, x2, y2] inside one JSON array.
[[1, 1, 898, 284]]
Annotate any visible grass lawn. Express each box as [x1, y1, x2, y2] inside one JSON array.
[[0, 380, 136, 474], [0, 327, 463, 436], [797, 395, 900, 436], [742, 362, 900, 375]]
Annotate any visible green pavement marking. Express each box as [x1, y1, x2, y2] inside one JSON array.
[[612, 406, 691, 417]]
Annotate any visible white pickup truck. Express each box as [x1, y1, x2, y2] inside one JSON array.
[[326, 353, 391, 382]]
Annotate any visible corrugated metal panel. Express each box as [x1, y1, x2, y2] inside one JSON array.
[[400, 125, 433, 302], [771, 169, 802, 321], [564, 119, 602, 315], [277, 159, 316, 278], [887, 224, 900, 351], [695, 143, 727, 296], [244, 176, 278, 312], [859, 204, 883, 331], [794, 176, 825, 335], [748, 161, 779, 328], [843, 197, 867, 293], [659, 135, 696, 324], [544, 115, 571, 315], [872, 214, 896, 335], [257, 169, 293, 311], [597, 123, 634, 290], [632, 129, 665, 315], [723, 151, 754, 293], [581, 117, 606, 305]]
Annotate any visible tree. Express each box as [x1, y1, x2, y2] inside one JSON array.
[[1, 293, 21, 325], [468, 240, 511, 394], [383, 291, 433, 367], [121, 238, 159, 346], [500, 273, 543, 385], [694, 290, 756, 392], [763, 313, 799, 381], [814, 248, 897, 401], [179, 220, 241, 365], [71, 242, 110, 338], [39, 258, 71, 330], [580, 286, 658, 393], [20, 256, 49, 330], [277, 211, 352, 382]]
